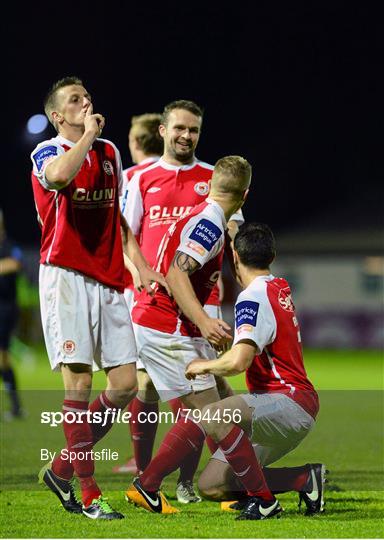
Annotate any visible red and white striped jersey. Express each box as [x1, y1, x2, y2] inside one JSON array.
[[132, 199, 226, 336], [233, 275, 319, 418], [31, 135, 125, 292], [122, 157, 243, 304]]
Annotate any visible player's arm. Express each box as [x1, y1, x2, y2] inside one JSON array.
[[225, 212, 243, 281], [166, 251, 231, 348], [44, 105, 105, 189], [120, 213, 169, 295], [186, 340, 256, 379]]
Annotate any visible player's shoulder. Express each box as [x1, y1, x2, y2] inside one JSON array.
[[95, 137, 120, 156], [238, 276, 273, 304], [31, 136, 61, 156], [30, 136, 64, 171], [194, 159, 214, 171]]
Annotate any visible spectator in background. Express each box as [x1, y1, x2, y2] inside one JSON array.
[[0, 210, 23, 419]]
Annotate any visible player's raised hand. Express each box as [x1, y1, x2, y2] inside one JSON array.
[[138, 266, 171, 296], [199, 317, 232, 348], [185, 359, 209, 380], [84, 103, 105, 139]]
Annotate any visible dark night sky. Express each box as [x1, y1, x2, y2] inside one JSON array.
[[4, 2, 383, 246]]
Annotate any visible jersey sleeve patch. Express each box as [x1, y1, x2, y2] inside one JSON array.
[[188, 219, 222, 255], [32, 145, 59, 172], [235, 300, 259, 336]]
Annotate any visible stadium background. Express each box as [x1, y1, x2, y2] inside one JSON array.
[[1, 2, 383, 538]]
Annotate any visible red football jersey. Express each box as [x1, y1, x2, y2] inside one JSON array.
[[233, 275, 319, 418], [123, 156, 161, 185], [132, 199, 225, 336], [122, 158, 243, 304], [121, 157, 160, 289], [31, 135, 125, 292]]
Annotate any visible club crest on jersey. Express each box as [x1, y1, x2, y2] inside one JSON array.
[[103, 160, 114, 175], [278, 288, 294, 312], [33, 145, 58, 172], [189, 219, 221, 252], [235, 301, 259, 334], [194, 182, 209, 196], [62, 340, 76, 356]]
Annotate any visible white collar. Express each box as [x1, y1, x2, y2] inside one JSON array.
[[158, 156, 199, 171]]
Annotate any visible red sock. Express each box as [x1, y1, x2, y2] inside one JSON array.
[[52, 399, 87, 480], [89, 391, 120, 444], [206, 436, 219, 454], [167, 399, 202, 482], [79, 476, 102, 507], [62, 400, 95, 478], [129, 397, 159, 473], [140, 418, 205, 491], [168, 397, 183, 415], [219, 426, 273, 501], [263, 465, 311, 492]]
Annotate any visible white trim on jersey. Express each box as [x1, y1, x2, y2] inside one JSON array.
[[265, 348, 296, 395], [229, 208, 245, 225], [123, 170, 144, 235], [46, 191, 59, 264]]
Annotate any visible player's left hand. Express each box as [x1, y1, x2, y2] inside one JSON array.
[[185, 359, 209, 380], [138, 266, 171, 296]]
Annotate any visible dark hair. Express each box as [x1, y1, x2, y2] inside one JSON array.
[[130, 113, 163, 155], [44, 76, 83, 127], [234, 223, 276, 269], [161, 100, 203, 125]]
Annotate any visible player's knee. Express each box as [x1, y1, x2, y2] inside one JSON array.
[[137, 373, 159, 402], [198, 473, 224, 501], [201, 402, 221, 434]]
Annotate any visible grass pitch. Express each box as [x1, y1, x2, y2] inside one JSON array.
[[1, 346, 383, 538]]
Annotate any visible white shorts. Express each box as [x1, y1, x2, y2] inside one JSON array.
[[212, 393, 314, 466], [133, 324, 217, 401], [123, 287, 135, 313], [135, 304, 223, 375], [39, 265, 138, 372]]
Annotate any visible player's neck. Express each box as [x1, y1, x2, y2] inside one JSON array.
[[136, 151, 157, 164], [162, 151, 194, 167], [58, 125, 85, 143], [209, 195, 242, 222], [239, 265, 271, 288]]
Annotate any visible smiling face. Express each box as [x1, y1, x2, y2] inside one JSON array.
[[160, 108, 202, 165], [52, 84, 92, 132]]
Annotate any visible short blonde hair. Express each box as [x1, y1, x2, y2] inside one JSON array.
[[212, 155, 252, 195], [44, 76, 83, 131], [130, 113, 163, 154]]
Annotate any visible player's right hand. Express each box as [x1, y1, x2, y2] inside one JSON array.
[[84, 103, 105, 138], [199, 318, 232, 348]]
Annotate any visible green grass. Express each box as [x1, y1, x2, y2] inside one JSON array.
[[0, 345, 383, 538]]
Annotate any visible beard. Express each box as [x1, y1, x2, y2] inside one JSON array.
[[169, 141, 195, 163]]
